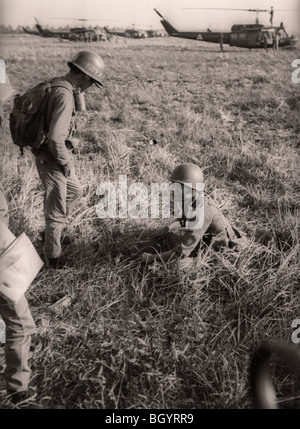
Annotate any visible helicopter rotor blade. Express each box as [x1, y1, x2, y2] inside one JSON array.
[[50, 17, 119, 22], [182, 8, 270, 12], [182, 7, 297, 12], [154, 9, 164, 19]]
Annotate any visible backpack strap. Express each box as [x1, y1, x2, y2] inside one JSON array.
[[50, 78, 76, 139], [48, 78, 76, 118], [49, 77, 75, 94]]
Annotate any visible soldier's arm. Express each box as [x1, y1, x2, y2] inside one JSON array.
[[180, 208, 213, 257], [47, 91, 74, 167], [142, 215, 209, 263]]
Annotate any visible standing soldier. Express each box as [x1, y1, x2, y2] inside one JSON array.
[[34, 51, 105, 268], [273, 33, 280, 51], [269, 6, 274, 26], [220, 33, 224, 52], [263, 33, 269, 51], [0, 66, 37, 405]]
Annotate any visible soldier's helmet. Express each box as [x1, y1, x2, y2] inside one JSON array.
[[67, 51, 105, 88], [169, 163, 204, 189]]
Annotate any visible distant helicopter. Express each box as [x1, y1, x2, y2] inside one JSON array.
[[154, 8, 298, 50], [23, 17, 70, 39], [103, 27, 130, 38], [22, 26, 41, 37], [104, 26, 148, 39], [23, 17, 112, 41], [51, 18, 113, 41]]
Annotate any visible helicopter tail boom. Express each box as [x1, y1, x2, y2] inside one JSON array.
[[154, 9, 231, 44], [154, 9, 179, 36]]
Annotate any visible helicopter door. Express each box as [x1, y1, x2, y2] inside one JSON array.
[[229, 33, 238, 46], [230, 32, 248, 47], [238, 32, 247, 46]]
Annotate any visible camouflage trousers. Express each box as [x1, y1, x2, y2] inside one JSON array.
[[36, 159, 82, 259]]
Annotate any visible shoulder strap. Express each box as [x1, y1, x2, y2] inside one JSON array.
[[49, 77, 74, 94]]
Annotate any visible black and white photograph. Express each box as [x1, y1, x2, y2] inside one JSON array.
[[0, 0, 299, 412]]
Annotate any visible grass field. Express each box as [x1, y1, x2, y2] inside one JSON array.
[[0, 34, 299, 409]]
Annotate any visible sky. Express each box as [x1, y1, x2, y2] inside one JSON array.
[[0, 0, 299, 33]]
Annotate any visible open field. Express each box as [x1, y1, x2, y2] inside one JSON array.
[[0, 34, 300, 409]]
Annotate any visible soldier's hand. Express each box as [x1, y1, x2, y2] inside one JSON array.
[[62, 163, 71, 178]]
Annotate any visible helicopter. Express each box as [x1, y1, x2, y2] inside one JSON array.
[[23, 17, 70, 39], [22, 27, 41, 37], [104, 27, 132, 38], [23, 17, 110, 41], [154, 8, 298, 50], [104, 26, 166, 39], [50, 18, 112, 41], [104, 26, 148, 39]]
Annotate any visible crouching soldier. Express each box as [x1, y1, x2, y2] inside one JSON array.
[[34, 51, 105, 268], [141, 163, 248, 270]]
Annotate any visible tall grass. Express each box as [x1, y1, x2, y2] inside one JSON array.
[[0, 34, 299, 409]]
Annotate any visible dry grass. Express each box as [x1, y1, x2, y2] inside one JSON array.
[[0, 34, 299, 409]]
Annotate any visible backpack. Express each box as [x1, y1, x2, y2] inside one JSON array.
[[9, 79, 73, 155]]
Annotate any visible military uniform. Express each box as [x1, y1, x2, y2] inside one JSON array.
[[35, 76, 82, 259], [140, 195, 247, 270], [0, 188, 36, 396], [172, 196, 247, 258], [0, 71, 36, 397], [0, 186, 36, 395]]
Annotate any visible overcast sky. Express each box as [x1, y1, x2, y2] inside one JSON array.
[[0, 0, 299, 33]]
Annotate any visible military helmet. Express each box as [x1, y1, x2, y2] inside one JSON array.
[[67, 51, 105, 88], [169, 163, 204, 188]]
